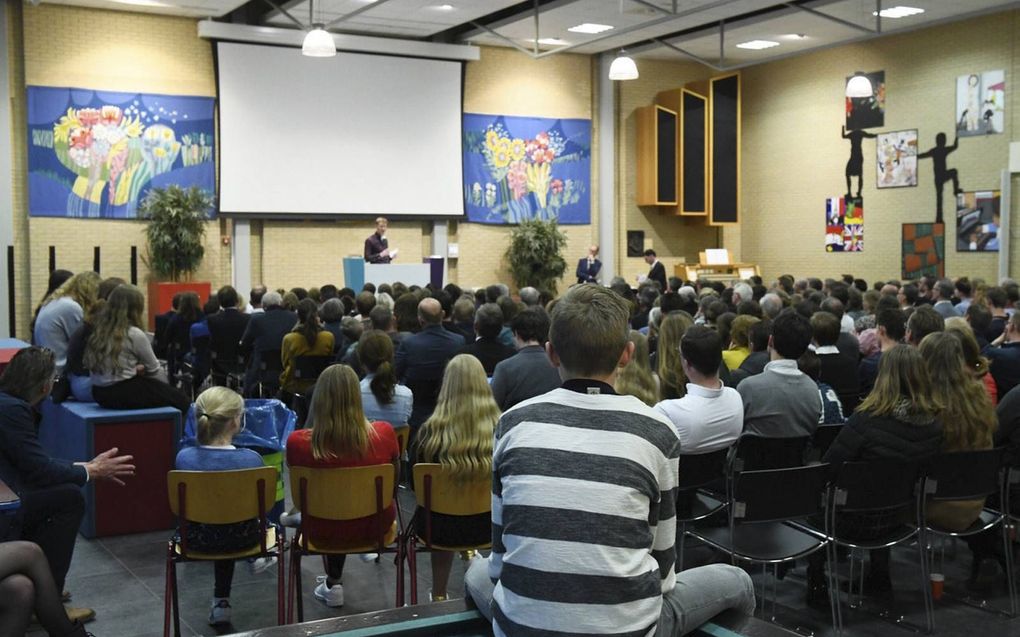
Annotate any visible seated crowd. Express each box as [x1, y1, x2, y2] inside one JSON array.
[[1, 269, 1018, 636]]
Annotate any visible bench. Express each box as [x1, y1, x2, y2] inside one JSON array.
[[38, 400, 182, 538]]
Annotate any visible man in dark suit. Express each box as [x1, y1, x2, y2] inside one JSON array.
[[575, 245, 602, 284], [207, 285, 251, 386], [239, 291, 296, 396], [395, 298, 465, 430], [0, 348, 134, 622], [458, 303, 515, 376], [364, 217, 394, 264], [643, 249, 667, 292], [491, 307, 561, 410]]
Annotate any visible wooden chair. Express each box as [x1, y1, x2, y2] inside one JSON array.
[[164, 467, 284, 637], [407, 464, 491, 604], [287, 464, 404, 621]]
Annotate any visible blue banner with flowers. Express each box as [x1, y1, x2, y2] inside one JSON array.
[[463, 113, 591, 225], [27, 86, 215, 219]]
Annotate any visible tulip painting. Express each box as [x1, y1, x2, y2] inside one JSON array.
[[28, 86, 215, 219], [463, 114, 591, 225]]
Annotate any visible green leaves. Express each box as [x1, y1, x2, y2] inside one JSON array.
[[140, 185, 212, 282], [505, 219, 567, 296]]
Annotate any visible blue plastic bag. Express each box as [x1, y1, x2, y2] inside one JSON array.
[[180, 398, 296, 453]]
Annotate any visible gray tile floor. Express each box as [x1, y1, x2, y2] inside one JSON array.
[[31, 494, 1020, 637]]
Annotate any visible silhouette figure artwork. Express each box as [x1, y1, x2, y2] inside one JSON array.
[[842, 125, 877, 199], [917, 133, 962, 224]]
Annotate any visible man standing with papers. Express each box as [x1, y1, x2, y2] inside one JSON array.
[[364, 217, 398, 263]]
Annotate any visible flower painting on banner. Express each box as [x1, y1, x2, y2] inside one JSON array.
[[463, 113, 591, 224], [27, 86, 215, 219]]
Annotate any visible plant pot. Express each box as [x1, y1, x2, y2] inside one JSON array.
[[147, 280, 211, 331]]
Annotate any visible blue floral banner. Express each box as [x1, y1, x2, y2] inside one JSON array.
[[463, 113, 591, 225], [27, 86, 215, 219]]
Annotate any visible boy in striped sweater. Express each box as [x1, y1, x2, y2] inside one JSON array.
[[466, 284, 755, 636]]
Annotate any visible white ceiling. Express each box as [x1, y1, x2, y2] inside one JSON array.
[[38, 0, 1020, 67]]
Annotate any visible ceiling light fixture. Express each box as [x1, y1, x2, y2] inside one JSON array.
[[608, 50, 638, 81], [303, 23, 336, 57], [845, 71, 873, 98], [568, 23, 614, 34], [872, 6, 924, 19], [735, 40, 780, 50], [433, 3, 455, 10], [532, 38, 568, 46]]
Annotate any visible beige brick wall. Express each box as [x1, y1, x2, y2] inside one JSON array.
[[10, 4, 222, 338], [737, 10, 1020, 283]]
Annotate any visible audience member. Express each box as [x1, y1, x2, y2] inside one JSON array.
[[206, 285, 250, 385], [931, 280, 958, 319], [248, 285, 267, 314], [738, 309, 821, 437], [368, 305, 402, 348], [280, 298, 334, 396], [654, 312, 694, 400], [615, 330, 659, 406], [905, 305, 944, 346], [86, 285, 191, 413], [449, 297, 476, 342], [355, 292, 376, 332], [984, 287, 1009, 342], [319, 298, 346, 354], [797, 350, 845, 424], [0, 541, 94, 636], [392, 293, 421, 335], [722, 315, 759, 371], [30, 269, 73, 335], [285, 365, 399, 608], [984, 312, 1020, 397], [464, 284, 755, 635], [33, 271, 101, 375], [357, 330, 413, 431], [518, 286, 540, 307], [811, 311, 860, 414], [729, 319, 771, 387], [491, 307, 560, 410], [413, 354, 497, 601], [0, 347, 134, 624], [859, 307, 905, 398], [239, 291, 295, 396], [655, 325, 742, 453], [965, 303, 993, 348], [394, 298, 465, 431], [945, 319, 997, 404], [456, 303, 515, 376], [955, 278, 974, 315], [806, 344, 942, 606], [174, 387, 265, 626]]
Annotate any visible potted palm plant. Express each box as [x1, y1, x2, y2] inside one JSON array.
[[505, 219, 568, 297], [140, 185, 214, 329]]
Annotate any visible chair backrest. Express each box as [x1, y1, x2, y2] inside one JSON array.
[[833, 459, 920, 513], [394, 426, 410, 457], [167, 467, 277, 524], [731, 463, 830, 523], [678, 447, 731, 490], [926, 448, 1005, 501], [294, 355, 332, 380], [412, 463, 491, 517], [732, 434, 811, 473], [259, 349, 283, 372], [812, 424, 844, 459], [290, 464, 395, 520]]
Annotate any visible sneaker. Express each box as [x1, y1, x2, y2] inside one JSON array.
[[208, 598, 232, 626], [65, 606, 96, 624], [313, 576, 344, 607], [248, 556, 277, 575], [429, 590, 449, 603], [358, 553, 379, 562], [279, 511, 302, 527]]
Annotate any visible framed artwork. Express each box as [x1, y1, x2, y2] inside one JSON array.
[[626, 231, 645, 257], [955, 191, 1001, 251], [956, 70, 1005, 136], [463, 113, 591, 224], [825, 197, 863, 252], [27, 86, 215, 219], [902, 223, 945, 279], [875, 130, 918, 188], [845, 71, 885, 130]]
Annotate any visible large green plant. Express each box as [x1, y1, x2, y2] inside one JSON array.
[[140, 185, 212, 282], [505, 219, 568, 296]]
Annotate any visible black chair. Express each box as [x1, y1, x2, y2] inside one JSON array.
[[166, 341, 195, 402], [210, 348, 246, 390], [730, 434, 812, 473], [923, 448, 1016, 620], [811, 424, 845, 462], [676, 447, 731, 570], [255, 349, 283, 398], [687, 463, 834, 625], [808, 460, 929, 634], [290, 355, 333, 426]]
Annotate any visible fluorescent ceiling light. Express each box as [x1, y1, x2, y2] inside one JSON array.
[[111, 0, 170, 6], [531, 38, 568, 46], [873, 6, 924, 19], [735, 40, 779, 50], [433, 4, 455, 10], [784, 33, 808, 40], [568, 23, 614, 34]]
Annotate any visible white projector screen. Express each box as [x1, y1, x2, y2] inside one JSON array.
[[217, 42, 464, 217]]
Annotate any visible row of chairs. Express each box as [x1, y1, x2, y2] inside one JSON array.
[[677, 436, 1019, 635], [162, 461, 489, 637]]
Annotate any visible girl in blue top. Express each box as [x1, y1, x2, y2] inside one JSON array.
[[175, 387, 263, 626]]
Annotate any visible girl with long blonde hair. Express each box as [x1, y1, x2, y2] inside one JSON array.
[[415, 354, 498, 601], [944, 318, 998, 404], [85, 284, 191, 413], [33, 270, 101, 374], [285, 364, 399, 608], [656, 312, 694, 400], [615, 331, 659, 406]]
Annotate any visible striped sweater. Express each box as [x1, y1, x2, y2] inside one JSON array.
[[490, 384, 681, 637]]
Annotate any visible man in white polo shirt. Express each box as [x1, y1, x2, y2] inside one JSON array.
[[654, 325, 743, 453]]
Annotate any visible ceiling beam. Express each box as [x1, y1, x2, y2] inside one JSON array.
[[324, 0, 399, 29], [783, 1, 875, 34], [451, 0, 578, 42]]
